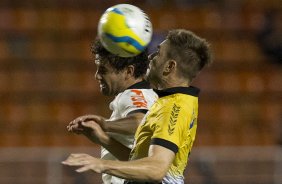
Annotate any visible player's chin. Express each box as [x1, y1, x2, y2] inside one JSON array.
[[144, 70, 151, 82], [100, 87, 111, 96], [145, 71, 155, 83], [146, 76, 158, 89]]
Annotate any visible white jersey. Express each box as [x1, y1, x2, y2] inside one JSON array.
[[101, 81, 158, 184]]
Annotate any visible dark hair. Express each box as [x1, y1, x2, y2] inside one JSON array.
[[166, 29, 212, 81], [91, 39, 149, 78]]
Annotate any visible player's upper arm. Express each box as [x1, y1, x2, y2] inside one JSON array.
[[120, 89, 157, 117], [105, 112, 146, 135], [127, 111, 146, 122], [147, 144, 175, 180]]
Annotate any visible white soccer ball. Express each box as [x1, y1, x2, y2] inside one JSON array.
[[98, 4, 153, 57]]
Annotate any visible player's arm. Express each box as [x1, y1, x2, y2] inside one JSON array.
[[104, 112, 145, 134], [79, 121, 131, 161], [68, 113, 144, 135], [62, 144, 175, 182]]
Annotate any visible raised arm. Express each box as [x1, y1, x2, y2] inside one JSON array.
[[104, 112, 144, 134], [67, 113, 144, 135]]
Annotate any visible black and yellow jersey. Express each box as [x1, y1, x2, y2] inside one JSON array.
[[129, 86, 199, 184]]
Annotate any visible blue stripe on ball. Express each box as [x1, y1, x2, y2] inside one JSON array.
[[111, 8, 123, 15], [105, 33, 145, 52]]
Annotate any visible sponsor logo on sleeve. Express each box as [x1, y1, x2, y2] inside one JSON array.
[[130, 89, 148, 108]]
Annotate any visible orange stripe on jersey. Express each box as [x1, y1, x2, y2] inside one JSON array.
[[130, 89, 148, 108]]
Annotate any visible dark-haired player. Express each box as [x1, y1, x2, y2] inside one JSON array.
[[67, 39, 157, 184]]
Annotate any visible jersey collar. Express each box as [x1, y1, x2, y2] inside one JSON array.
[[127, 80, 151, 89], [154, 86, 200, 98]]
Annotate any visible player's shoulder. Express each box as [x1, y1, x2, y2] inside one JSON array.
[[123, 88, 156, 96], [121, 80, 157, 98], [118, 88, 156, 103]]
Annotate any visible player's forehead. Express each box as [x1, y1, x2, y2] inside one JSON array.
[[95, 54, 116, 70]]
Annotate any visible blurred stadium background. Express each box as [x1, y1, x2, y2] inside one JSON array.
[[0, 0, 281, 183]]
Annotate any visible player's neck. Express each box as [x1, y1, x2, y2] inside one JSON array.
[[158, 77, 189, 90], [124, 77, 143, 90]]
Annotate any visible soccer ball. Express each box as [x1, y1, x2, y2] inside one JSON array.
[[98, 4, 153, 57]]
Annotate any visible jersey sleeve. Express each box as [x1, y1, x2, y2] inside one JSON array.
[[118, 89, 157, 117], [151, 103, 191, 154]]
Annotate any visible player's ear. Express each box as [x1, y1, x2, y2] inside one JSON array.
[[125, 65, 135, 79], [163, 60, 176, 76]]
